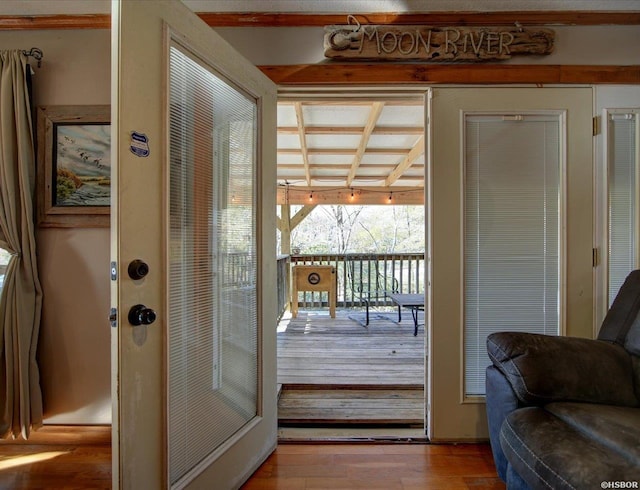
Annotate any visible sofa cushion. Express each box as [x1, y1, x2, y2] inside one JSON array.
[[545, 402, 640, 466], [488, 332, 638, 407], [500, 407, 640, 490]]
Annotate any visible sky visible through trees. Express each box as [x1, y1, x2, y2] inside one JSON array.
[[280, 205, 425, 255]]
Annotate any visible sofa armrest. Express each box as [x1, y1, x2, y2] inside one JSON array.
[[485, 365, 521, 482], [487, 332, 638, 407]]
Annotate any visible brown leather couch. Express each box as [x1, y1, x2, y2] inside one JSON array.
[[486, 270, 640, 489]]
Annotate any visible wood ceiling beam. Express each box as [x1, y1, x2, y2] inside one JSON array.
[[294, 102, 312, 186], [385, 136, 425, 186], [2, 11, 639, 30], [279, 100, 422, 106], [261, 64, 640, 85], [347, 102, 385, 188], [278, 163, 426, 170], [277, 186, 424, 205], [0, 14, 110, 29], [278, 126, 423, 135], [290, 205, 317, 230], [281, 176, 425, 184], [278, 148, 412, 155], [197, 12, 640, 27]]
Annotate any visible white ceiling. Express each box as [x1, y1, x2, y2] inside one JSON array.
[[1, 0, 638, 15], [277, 99, 425, 189]]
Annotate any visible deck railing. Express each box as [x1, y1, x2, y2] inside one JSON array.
[[288, 253, 425, 310], [276, 255, 290, 321]]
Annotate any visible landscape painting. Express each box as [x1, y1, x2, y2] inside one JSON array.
[[54, 123, 111, 206], [37, 105, 110, 227]]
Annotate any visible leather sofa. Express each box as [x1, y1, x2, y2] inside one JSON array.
[[485, 270, 640, 489]]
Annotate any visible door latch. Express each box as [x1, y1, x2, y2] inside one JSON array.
[[109, 308, 117, 328]]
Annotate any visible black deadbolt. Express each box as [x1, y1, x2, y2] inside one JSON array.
[[128, 304, 156, 326], [128, 259, 149, 280]]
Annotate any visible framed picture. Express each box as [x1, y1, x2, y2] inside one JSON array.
[[37, 105, 110, 227]]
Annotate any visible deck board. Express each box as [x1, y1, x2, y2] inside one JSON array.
[[277, 309, 425, 386], [277, 309, 425, 426]]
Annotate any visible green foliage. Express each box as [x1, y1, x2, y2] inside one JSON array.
[[56, 168, 82, 202]]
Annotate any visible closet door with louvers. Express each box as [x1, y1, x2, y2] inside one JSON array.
[[428, 88, 593, 441], [607, 110, 640, 306]]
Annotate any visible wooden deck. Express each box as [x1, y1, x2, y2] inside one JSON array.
[[277, 308, 425, 426]]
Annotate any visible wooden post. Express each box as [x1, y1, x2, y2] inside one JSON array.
[[280, 204, 291, 255]]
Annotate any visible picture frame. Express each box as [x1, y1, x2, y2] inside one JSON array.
[[36, 105, 110, 227]]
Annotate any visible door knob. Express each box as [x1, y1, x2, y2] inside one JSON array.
[[128, 304, 156, 326], [128, 259, 150, 280]]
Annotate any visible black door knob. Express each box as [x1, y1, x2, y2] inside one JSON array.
[[128, 304, 156, 326], [128, 259, 150, 280]]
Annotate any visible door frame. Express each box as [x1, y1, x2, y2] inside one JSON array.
[[276, 86, 431, 435]]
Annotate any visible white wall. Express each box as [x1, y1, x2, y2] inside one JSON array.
[[213, 25, 640, 66]]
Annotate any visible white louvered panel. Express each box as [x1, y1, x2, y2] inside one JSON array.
[[608, 114, 639, 305], [464, 115, 561, 396], [168, 45, 258, 486]]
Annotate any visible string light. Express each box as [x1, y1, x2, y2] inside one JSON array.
[[309, 191, 314, 202], [350, 188, 355, 201], [388, 191, 393, 203]]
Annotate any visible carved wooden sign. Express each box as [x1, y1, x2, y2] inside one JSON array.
[[324, 25, 554, 62]]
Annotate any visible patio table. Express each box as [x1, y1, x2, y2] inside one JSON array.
[[387, 293, 424, 336]]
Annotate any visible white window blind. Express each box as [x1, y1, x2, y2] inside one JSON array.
[[464, 114, 562, 396], [608, 112, 639, 306], [168, 45, 258, 485]]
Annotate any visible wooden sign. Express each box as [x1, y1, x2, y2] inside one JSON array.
[[324, 25, 554, 62]]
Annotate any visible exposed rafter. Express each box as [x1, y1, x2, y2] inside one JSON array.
[[347, 102, 385, 188], [385, 136, 425, 186], [294, 102, 312, 186], [277, 98, 426, 195], [278, 148, 412, 155], [277, 126, 423, 135]]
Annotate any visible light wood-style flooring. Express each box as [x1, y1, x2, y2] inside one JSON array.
[[0, 426, 111, 490], [0, 427, 504, 490], [242, 442, 504, 490], [277, 309, 425, 426]]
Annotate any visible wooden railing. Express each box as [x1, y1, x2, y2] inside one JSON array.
[[276, 255, 290, 321], [288, 253, 425, 310]]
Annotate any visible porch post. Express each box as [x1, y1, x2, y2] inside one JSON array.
[[280, 204, 291, 255]]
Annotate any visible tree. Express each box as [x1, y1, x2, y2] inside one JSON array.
[[286, 205, 424, 254]]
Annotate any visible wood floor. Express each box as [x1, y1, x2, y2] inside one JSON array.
[[0, 426, 111, 490], [277, 309, 425, 426], [0, 427, 504, 490], [242, 442, 505, 490]]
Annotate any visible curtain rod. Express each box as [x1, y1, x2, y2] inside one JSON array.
[[22, 47, 43, 68]]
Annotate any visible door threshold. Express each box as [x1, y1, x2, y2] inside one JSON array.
[[278, 426, 428, 443]]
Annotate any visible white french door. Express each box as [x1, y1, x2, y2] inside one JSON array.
[[428, 88, 593, 440], [111, 1, 277, 488], [594, 86, 640, 329]]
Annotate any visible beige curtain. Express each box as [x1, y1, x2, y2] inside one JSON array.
[[0, 51, 43, 439]]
